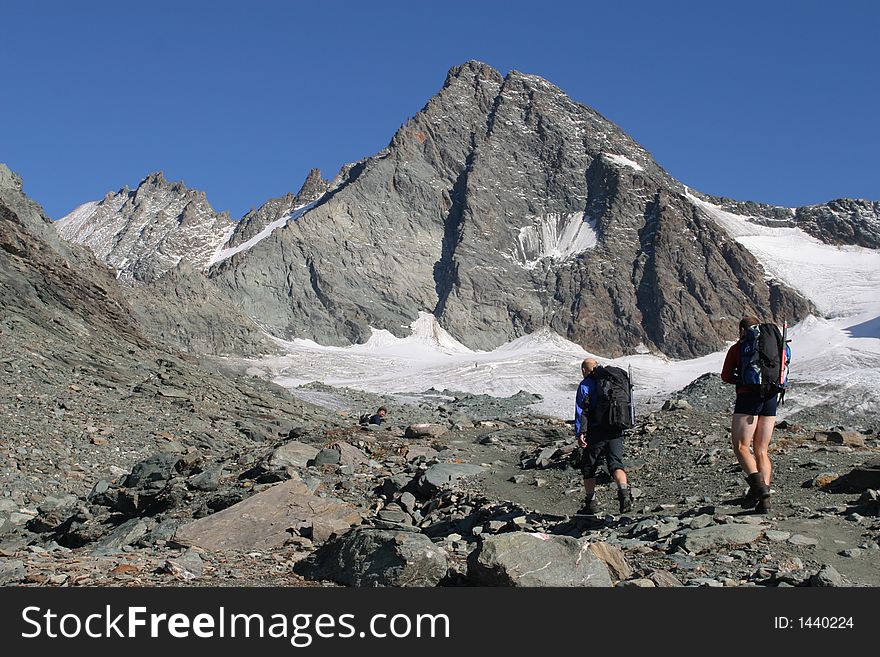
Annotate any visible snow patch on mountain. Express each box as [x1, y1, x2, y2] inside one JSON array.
[[602, 152, 644, 172], [208, 200, 319, 266], [512, 211, 598, 269], [688, 191, 880, 318]]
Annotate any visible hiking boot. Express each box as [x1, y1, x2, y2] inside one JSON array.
[[755, 497, 771, 514], [744, 472, 770, 508], [741, 484, 760, 509], [617, 487, 633, 514], [582, 496, 600, 515]]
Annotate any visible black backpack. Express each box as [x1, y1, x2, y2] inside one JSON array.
[[358, 413, 371, 425], [589, 366, 634, 430], [738, 323, 789, 396]]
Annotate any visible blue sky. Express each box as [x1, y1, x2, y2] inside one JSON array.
[[1, 0, 877, 219]]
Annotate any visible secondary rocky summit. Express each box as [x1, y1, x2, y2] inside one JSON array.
[[56, 172, 234, 282]]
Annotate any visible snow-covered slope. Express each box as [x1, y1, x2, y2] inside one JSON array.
[[688, 192, 880, 318]]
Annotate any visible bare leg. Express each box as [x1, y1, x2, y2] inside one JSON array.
[[752, 416, 775, 485], [612, 468, 628, 487], [731, 413, 759, 474], [583, 476, 596, 496]]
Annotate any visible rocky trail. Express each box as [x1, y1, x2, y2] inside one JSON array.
[[2, 373, 877, 588]]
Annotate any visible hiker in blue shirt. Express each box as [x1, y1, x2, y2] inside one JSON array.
[[575, 358, 633, 514], [368, 407, 386, 425]]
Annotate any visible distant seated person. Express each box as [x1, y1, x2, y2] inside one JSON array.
[[369, 407, 387, 425], [360, 407, 387, 426]]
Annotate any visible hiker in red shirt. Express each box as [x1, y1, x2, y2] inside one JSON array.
[[721, 315, 782, 513]]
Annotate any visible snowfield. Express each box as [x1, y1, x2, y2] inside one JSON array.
[[240, 198, 879, 425]]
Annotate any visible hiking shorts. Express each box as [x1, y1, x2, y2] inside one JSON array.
[[578, 429, 625, 478], [734, 392, 779, 417]]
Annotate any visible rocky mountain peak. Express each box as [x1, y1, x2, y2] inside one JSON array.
[[140, 170, 168, 186], [295, 168, 329, 205], [443, 60, 503, 88], [50, 63, 868, 359], [56, 171, 234, 281], [207, 62, 812, 358], [0, 163, 24, 193]]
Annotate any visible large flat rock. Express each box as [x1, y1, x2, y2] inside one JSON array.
[[174, 479, 362, 551], [680, 524, 764, 553], [468, 532, 612, 587], [418, 463, 485, 495], [267, 441, 320, 469]]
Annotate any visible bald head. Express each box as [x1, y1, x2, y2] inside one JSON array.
[[581, 358, 598, 376]]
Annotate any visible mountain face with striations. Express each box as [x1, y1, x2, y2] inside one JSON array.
[[55, 61, 880, 358]]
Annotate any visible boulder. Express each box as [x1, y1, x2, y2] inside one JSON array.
[[588, 541, 633, 581], [648, 569, 684, 587], [267, 441, 319, 469], [833, 458, 880, 492], [0, 559, 25, 585], [295, 527, 448, 587], [163, 549, 205, 581], [125, 453, 183, 489], [188, 466, 224, 492], [174, 479, 362, 551], [405, 424, 448, 439], [404, 445, 439, 462], [468, 533, 613, 587], [330, 441, 369, 467], [816, 430, 865, 448], [810, 564, 845, 587], [680, 524, 764, 553], [97, 518, 149, 549], [417, 463, 485, 496], [535, 446, 560, 468], [312, 448, 341, 466]]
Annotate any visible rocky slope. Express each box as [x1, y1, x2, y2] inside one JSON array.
[[0, 165, 328, 522], [124, 262, 280, 357], [3, 375, 877, 588]]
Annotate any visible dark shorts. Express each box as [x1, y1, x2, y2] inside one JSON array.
[[734, 392, 779, 417], [577, 429, 625, 477]]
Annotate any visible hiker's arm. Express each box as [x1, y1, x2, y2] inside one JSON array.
[[720, 345, 738, 384], [575, 383, 589, 447], [574, 383, 587, 436]]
